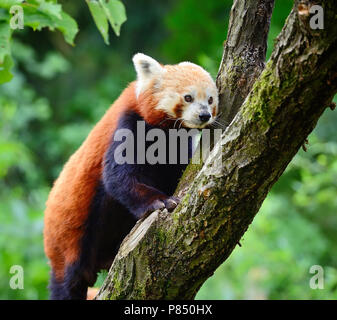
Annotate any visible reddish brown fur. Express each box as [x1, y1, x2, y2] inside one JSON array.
[[173, 102, 184, 119], [212, 107, 217, 118], [44, 59, 217, 283], [44, 81, 165, 281], [137, 86, 167, 126]]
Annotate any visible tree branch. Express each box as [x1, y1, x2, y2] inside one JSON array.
[[217, 0, 275, 125], [96, 0, 337, 299]]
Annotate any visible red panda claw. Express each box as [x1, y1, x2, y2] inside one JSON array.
[[164, 197, 179, 212]]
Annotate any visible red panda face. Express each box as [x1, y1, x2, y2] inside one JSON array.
[[133, 53, 218, 128]]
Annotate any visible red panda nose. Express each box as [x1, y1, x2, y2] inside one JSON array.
[[199, 112, 211, 122]]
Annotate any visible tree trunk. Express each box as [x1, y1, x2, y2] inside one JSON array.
[[96, 0, 337, 300]]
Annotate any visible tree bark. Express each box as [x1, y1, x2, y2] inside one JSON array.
[[217, 0, 275, 125], [96, 0, 337, 300]]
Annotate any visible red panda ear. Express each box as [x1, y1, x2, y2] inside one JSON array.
[[133, 53, 164, 97]]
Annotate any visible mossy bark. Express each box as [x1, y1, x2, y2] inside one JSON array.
[[96, 0, 337, 300]]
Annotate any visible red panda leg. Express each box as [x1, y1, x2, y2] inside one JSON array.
[[49, 264, 93, 300], [48, 272, 65, 300]]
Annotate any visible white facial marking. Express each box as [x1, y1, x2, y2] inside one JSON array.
[[181, 86, 218, 128], [156, 91, 180, 117]]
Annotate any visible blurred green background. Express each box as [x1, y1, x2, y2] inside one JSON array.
[[1, 0, 336, 300]]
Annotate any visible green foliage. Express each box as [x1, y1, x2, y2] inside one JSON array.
[[0, 69, 52, 299], [0, 0, 78, 83], [0, 22, 14, 83], [161, 0, 230, 77], [0, 0, 336, 300], [0, 0, 127, 84], [86, 0, 127, 44]]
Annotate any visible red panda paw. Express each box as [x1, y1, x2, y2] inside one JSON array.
[[163, 196, 180, 212], [146, 199, 166, 213], [141, 196, 180, 216]]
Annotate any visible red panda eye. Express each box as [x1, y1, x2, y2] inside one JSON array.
[[184, 95, 193, 103], [208, 97, 213, 105]]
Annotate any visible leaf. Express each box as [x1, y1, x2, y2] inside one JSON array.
[[0, 0, 24, 10], [37, 0, 62, 20], [0, 54, 14, 84], [0, 21, 14, 84], [55, 11, 79, 46], [18, 5, 49, 30], [0, 22, 11, 64], [99, 0, 126, 36], [0, 8, 9, 21], [0, 22, 13, 83], [86, 0, 109, 45]]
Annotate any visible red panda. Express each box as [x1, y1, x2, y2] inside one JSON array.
[[43, 53, 219, 299]]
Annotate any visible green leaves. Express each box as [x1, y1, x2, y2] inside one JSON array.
[[86, 0, 127, 44], [99, 0, 126, 36], [0, 0, 127, 84], [0, 0, 79, 84], [21, 1, 78, 45]]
